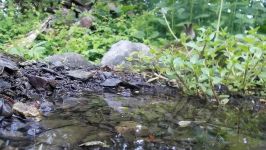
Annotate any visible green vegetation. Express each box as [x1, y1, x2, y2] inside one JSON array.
[[0, 0, 265, 101], [145, 28, 266, 102]]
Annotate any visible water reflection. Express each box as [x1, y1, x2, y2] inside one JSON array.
[[0, 93, 265, 149]]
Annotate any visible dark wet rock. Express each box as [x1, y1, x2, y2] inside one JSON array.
[[0, 55, 18, 72], [19, 60, 37, 67], [101, 78, 122, 87], [26, 75, 56, 90], [45, 52, 93, 69], [67, 70, 95, 80], [101, 40, 150, 66], [0, 79, 11, 91], [102, 71, 113, 78], [117, 87, 132, 97], [41, 68, 60, 76], [0, 53, 178, 105], [0, 98, 13, 118]]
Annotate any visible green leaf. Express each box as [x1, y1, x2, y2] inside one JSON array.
[[201, 68, 210, 76], [212, 77, 222, 85], [220, 98, 230, 105], [190, 54, 199, 64]]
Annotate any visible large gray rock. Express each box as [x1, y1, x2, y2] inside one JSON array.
[[101, 40, 150, 66], [45, 52, 93, 69]]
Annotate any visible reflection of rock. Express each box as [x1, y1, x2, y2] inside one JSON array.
[[115, 121, 149, 138], [34, 125, 94, 149], [60, 97, 88, 109], [82, 131, 112, 144], [101, 40, 150, 66], [45, 52, 93, 69], [67, 70, 94, 80]]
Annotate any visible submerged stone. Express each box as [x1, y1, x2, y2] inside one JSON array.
[[40, 101, 54, 116], [79, 141, 109, 148], [115, 121, 150, 138], [35, 125, 93, 149]]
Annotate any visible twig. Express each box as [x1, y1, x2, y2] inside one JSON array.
[[162, 10, 179, 42]]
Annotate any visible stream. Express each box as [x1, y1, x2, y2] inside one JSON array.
[[0, 53, 265, 150], [1, 93, 265, 150]]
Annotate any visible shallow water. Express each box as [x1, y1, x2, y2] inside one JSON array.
[[0, 93, 265, 150]]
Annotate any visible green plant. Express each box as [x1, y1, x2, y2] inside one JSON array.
[[0, 2, 44, 46], [139, 27, 265, 102]]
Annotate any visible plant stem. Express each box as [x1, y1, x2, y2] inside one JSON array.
[[216, 0, 224, 40], [162, 11, 179, 41], [176, 74, 189, 94], [242, 56, 251, 94], [189, 0, 194, 22], [210, 80, 220, 103], [230, 0, 238, 33]]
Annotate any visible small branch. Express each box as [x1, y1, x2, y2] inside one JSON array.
[[210, 79, 220, 103], [7, 15, 54, 49], [162, 11, 179, 42], [146, 72, 169, 83]]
